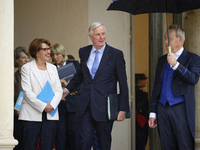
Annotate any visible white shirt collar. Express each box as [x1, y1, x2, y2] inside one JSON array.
[[173, 47, 184, 60], [91, 44, 106, 54], [57, 61, 66, 68]]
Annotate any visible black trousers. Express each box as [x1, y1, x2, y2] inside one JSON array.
[[55, 101, 67, 150], [20, 112, 57, 150], [157, 102, 194, 150], [136, 120, 148, 150], [13, 115, 23, 150], [78, 106, 114, 150]]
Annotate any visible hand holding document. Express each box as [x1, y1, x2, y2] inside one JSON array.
[[44, 101, 54, 113], [14, 91, 24, 111], [60, 79, 69, 87], [37, 81, 57, 116], [107, 94, 130, 121], [57, 62, 76, 82]]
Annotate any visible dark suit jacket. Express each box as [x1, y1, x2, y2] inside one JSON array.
[[54, 60, 80, 112], [65, 60, 80, 112], [66, 44, 130, 122], [14, 70, 22, 116], [150, 49, 200, 139]]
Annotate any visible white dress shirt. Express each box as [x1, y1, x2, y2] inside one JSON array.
[[86, 44, 106, 75]]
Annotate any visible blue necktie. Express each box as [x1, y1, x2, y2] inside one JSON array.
[[91, 50, 99, 79]]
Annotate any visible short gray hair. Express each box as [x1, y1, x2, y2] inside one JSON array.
[[14, 46, 29, 68], [88, 22, 106, 36], [169, 24, 185, 45]]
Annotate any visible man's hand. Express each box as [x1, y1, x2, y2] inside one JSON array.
[[69, 91, 78, 96], [61, 88, 69, 100], [148, 118, 157, 128], [117, 112, 126, 121], [44, 101, 54, 113], [60, 79, 69, 87], [167, 52, 177, 67]]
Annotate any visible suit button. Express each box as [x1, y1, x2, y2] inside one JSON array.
[[91, 84, 93, 86], [179, 81, 181, 84], [177, 90, 179, 92]]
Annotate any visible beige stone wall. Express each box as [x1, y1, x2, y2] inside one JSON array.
[[14, 0, 88, 61]]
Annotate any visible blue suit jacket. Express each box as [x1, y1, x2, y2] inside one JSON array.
[[150, 49, 200, 139], [66, 44, 130, 122]]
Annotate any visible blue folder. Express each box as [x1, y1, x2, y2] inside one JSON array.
[[37, 81, 57, 117], [14, 91, 24, 111]]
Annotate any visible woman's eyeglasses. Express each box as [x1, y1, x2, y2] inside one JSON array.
[[40, 47, 52, 51]]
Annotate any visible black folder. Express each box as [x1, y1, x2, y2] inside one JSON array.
[[107, 94, 131, 121], [57, 62, 76, 81]]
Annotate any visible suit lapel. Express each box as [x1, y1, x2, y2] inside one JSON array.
[[177, 49, 188, 65], [82, 46, 93, 80], [30, 59, 43, 89], [46, 63, 55, 84], [93, 44, 111, 80], [173, 49, 188, 78], [160, 55, 167, 79]]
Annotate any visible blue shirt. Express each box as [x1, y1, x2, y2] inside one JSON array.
[[87, 44, 106, 75]]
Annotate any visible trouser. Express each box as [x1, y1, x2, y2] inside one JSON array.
[[78, 106, 114, 150], [20, 112, 57, 150], [158, 102, 194, 150]]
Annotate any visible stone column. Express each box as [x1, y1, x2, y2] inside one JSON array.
[[149, 13, 164, 150], [182, 9, 200, 150], [0, 0, 18, 149]]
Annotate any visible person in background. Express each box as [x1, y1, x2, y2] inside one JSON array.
[[62, 22, 130, 150], [19, 38, 62, 150], [135, 73, 149, 150], [51, 43, 70, 150], [14, 46, 30, 150], [149, 24, 200, 150], [67, 54, 75, 61]]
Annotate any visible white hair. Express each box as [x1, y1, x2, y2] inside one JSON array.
[[88, 22, 106, 36]]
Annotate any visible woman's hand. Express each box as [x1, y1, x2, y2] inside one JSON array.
[[44, 102, 54, 113]]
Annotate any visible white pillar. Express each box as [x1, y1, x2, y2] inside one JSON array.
[[0, 0, 18, 149], [182, 9, 200, 150]]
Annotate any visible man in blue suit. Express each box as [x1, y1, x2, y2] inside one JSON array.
[[148, 24, 200, 150], [62, 22, 130, 150]]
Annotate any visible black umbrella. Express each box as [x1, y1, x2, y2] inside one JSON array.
[[107, 0, 200, 52]]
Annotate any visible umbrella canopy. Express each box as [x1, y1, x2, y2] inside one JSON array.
[[107, 0, 200, 52], [107, 0, 200, 15]]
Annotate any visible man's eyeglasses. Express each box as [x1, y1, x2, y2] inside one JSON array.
[[40, 47, 52, 51]]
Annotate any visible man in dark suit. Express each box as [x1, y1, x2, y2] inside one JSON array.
[[148, 24, 200, 150], [62, 22, 130, 150]]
